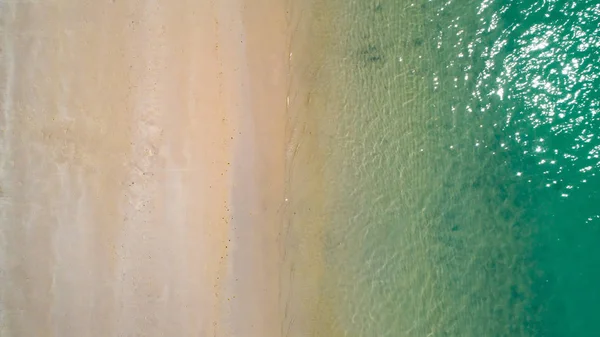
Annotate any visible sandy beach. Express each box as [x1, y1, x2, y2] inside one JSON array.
[[0, 0, 306, 336]]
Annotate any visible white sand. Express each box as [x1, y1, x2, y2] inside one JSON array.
[[0, 0, 297, 336]]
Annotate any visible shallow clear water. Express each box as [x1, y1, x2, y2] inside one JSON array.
[[296, 0, 600, 335]]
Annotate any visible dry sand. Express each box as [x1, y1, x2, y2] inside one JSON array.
[[0, 0, 305, 336]]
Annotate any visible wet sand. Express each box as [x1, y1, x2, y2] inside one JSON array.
[[0, 0, 297, 336]]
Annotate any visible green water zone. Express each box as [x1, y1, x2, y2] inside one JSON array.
[[292, 0, 600, 336]]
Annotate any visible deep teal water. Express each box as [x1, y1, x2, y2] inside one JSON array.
[[307, 0, 600, 335], [492, 1, 600, 335]]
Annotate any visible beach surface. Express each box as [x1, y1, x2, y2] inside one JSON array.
[[0, 0, 298, 336]]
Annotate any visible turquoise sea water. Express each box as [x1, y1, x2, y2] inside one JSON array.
[[296, 0, 600, 335]]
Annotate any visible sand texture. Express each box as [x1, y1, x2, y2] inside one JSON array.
[[0, 0, 296, 336]]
